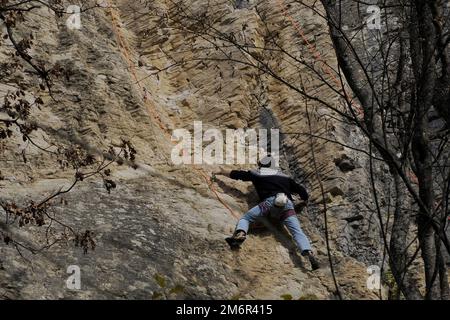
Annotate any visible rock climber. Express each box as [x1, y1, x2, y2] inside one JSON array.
[[216, 155, 320, 270]]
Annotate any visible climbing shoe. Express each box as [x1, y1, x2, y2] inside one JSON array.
[[303, 250, 320, 270], [225, 231, 246, 250]]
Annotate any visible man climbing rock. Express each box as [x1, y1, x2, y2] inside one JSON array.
[[217, 155, 320, 270]]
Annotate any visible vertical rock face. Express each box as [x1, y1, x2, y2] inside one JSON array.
[[0, 0, 389, 299]]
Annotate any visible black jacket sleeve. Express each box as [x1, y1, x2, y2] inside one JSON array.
[[290, 179, 309, 200], [229, 170, 254, 181]]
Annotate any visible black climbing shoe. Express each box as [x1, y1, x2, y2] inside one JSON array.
[[225, 231, 246, 250], [303, 250, 320, 270]]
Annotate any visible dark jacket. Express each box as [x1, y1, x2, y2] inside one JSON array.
[[229, 169, 308, 201]]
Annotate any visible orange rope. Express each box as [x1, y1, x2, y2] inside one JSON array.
[[276, 0, 364, 117], [277, 1, 424, 188], [107, 3, 168, 133], [195, 168, 241, 220], [278, 0, 424, 228], [106, 0, 240, 220]]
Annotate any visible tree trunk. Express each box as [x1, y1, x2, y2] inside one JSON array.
[[410, 0, 449, 300], [389, 174, 423, 299]]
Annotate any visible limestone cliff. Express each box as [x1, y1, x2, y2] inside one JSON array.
[[0, 0, 390, 299]]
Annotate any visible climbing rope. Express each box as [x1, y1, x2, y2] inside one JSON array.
[[104, 0, 370, 225], [196, 169, 241, 220], [276, 0, 364, 118], [106, 1, 169, 134], [105, 0, 240, 220], [270, 2, 347, 294]]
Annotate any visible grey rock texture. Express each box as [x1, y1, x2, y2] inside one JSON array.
[[0, 0, 393, 299]]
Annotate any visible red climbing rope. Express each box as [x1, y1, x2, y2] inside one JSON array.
[[276, 0, 364, 118], [106, 0, 240, 220]]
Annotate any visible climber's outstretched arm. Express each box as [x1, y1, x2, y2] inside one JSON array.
[[230, 170, 253, 181], [216, 168, 232, 177], [216, 169, 253, 181]]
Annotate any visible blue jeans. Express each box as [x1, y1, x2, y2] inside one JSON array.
[[235, 196, 312, 253]]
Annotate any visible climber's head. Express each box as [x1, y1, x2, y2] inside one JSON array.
[[258, 154, 274, 168]]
